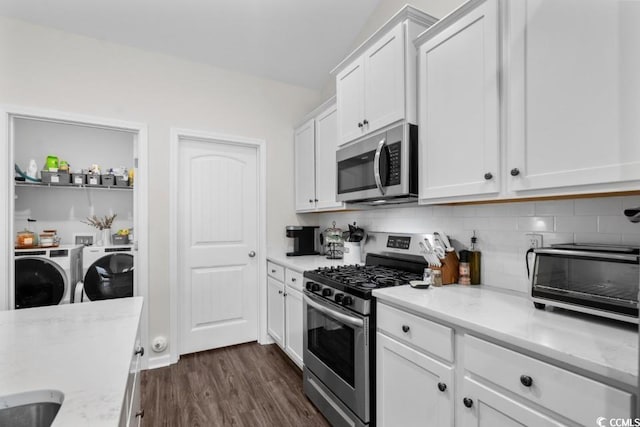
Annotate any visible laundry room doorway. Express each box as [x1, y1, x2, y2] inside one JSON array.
[[0, 106, 149, 367]]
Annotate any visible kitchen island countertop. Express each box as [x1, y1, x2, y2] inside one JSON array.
[[0, 297, 143, 426], [373, 285, 637, 388]]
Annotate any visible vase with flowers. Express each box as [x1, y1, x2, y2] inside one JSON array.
[[82, 214, 117, 246]]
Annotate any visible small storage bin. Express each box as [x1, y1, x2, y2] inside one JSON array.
[[41, 171, 71, 185], [101, 174, 116, 186], [86, 174, 101, 186], [115, 175, 130, 186], [112, 234, 129, 245], [71, 173, 86, 185]]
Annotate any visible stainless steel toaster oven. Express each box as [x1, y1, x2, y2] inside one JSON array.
[[530, 244, 639, 323]]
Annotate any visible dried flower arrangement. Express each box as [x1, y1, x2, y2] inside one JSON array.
[[82, 214, 117, 230]]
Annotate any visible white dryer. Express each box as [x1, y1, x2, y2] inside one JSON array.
[[76, 245, 134, 302], [14, 245, 83, 309]]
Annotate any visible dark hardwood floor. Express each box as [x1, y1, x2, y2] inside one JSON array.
[[141, 342, 331, 427]]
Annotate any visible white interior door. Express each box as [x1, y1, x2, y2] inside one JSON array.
[[178, 137, 258, 355]]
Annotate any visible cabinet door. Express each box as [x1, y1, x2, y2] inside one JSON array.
[[284, 287, 304, 368], [377, 333, 454, 427], [314, 104, 344, 211], [364, 23, 406, 135], [419, 0, 500, 202], [459, 377, 566, 427], [294, 119, 316, 211], [336, 57, 366, 145], [506, 0, 640, 193], [267, 277, 285, 347]]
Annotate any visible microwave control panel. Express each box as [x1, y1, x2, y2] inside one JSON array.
[[387, 142, 401, 185]]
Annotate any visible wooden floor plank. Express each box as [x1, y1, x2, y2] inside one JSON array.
[[141, 342, 331, 427]]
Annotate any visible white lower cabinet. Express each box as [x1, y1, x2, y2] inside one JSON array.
[[267, 261, 304, 368], [377, 333, 454, 427], [376, 302, 634, 427], [120, 319, 144, 427]]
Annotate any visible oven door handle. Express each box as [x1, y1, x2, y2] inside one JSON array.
[[373, 138, 386, 195], [304, 295, 364, 328]]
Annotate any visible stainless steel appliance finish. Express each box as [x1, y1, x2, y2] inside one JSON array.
[[530, 243, 639, 323], [303, 233, 427, 427], [336, 123, 418, 204]]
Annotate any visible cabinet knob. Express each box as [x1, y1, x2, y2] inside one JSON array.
[[520, 375, 533, 387], [283, 292, 288, 297], [309, 199, 313, 203], [463, 397, 474, 408], [278, 290, 283, 295], [135, 409, 145, 418], [401, 325, 410, 333], [358, 122, 363, 128], [271, 269, 276, 273], [437, 382, 447, 392], [291, 277, 296, 282], [135, 346, 145, 357], [510, 168, 520, 176], [484, 172, 493, 180], [314, 198, 318, 202], [363, 119, 369, 125]]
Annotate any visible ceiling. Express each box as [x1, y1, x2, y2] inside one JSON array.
[[0, 0, 383, 90]]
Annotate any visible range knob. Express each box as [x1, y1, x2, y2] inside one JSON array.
[[341, 296, 353, 306], [334, 293, 344, 304], [311, 283, 320, 292], [305, 282, 313, 291], [322, 288, 333, 297]]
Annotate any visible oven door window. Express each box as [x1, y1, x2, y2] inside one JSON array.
[[307, 304, 356, 387]]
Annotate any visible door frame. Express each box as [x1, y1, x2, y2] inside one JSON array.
[[0, 105, 150, 368], [169, 128, 267, 365]]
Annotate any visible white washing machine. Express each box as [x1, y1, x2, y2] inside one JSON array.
[[14, 245, 83, 309], [76, 245, 135, 302]]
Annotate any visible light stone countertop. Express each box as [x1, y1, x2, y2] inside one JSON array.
[[267, 253, 361, 273], [0, 297, 143, 426], [373, 285, 637, 387]]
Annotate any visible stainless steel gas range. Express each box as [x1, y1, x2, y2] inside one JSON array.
[[302, 233, 428, 427]]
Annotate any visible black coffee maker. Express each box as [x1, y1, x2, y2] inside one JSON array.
[[286, 226, 320, 256]]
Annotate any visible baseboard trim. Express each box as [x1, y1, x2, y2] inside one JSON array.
[[146, 354, 171, 370]]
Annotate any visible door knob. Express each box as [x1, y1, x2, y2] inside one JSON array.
[[248, 251, 256, 257]]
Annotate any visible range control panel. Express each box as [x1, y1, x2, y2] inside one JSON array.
[[386, 235, 411, 250]]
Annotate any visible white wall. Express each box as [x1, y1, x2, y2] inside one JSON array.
[[0, 16, 322, 358], [318, 195, 640, 294]]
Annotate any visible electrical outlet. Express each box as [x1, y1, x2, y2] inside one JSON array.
[[526, 233, 543, 249]]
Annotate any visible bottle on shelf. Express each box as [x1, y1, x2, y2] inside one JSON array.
[[469, 231, 481, 285]]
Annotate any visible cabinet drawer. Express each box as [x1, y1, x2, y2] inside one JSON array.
[[377, 303, 453, 362], [285, 269, 304, 292], [267, 262, 285, 282], [464, 335, 633, 425]]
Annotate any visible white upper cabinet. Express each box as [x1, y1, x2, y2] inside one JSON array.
[[294, 118, 316, 212], [333, 6, 438, 146], [294, 98, 346, 213], [363, 23, 406, 135], [505, 0, 640, 195], [314, 104, 343, 210], [417, 0, 500, 203], [336, 60, 366, 144]]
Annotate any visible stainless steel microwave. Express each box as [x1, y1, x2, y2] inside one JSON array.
[[336, 123, 418, 204], [530, 244, 639, 323]]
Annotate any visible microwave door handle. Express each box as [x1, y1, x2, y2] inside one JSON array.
[[374, 138, 387, 195], [304, 295, 364, 328]]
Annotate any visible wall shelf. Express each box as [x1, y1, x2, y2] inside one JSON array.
[[15, 181, 133, 191]]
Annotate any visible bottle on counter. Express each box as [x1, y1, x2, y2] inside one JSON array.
[[469, 230, 481, 285], [458, 250, 471, 285]]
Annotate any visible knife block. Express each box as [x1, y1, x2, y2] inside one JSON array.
[[439, 251, 459, 285]]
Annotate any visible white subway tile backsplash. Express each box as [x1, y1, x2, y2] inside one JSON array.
[[598, 215, 640, 234], [535, 200, 574, 216], [317, 195, 638, 296], [517, 216, 554, 232], [574, 197, 623, 215], [555, 216, 597, 233]]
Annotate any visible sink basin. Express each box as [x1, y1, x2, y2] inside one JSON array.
[[0, 390, 64, 427]]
